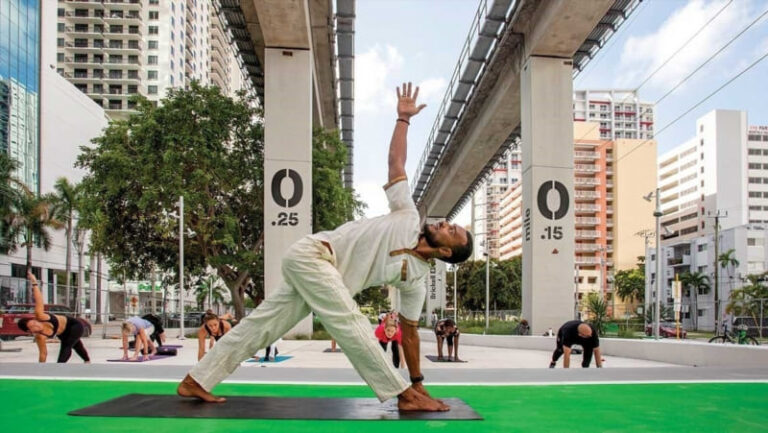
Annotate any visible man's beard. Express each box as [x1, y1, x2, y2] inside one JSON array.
[[422, 223, 440, 248]]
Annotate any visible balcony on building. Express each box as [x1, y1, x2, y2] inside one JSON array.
[[575, 190, 600, 201], [64, 9, 104, 23], [105, 0, 142, 11], [575, 217, 600, 227], [62, 0, 107, 9]]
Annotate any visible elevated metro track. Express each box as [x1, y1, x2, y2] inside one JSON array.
[[411, 0, 642, 220]]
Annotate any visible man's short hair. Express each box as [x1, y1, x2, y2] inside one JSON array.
[[17, 318, 30, 332], [444, 230, 473, 264], [443, 319, 456, 327]]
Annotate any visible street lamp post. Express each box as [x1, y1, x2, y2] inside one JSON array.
[[635, 229, 654, 327], [178, 196, 185, 340], [453, 264, 458, 323], [485, 251, 490, 334], [643, 189, 663, 340]]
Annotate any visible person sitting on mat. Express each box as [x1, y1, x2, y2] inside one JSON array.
[[177, 82, 473, 412], [375, 315, 404, 368], [434, 318, 461, 362], [549, 320, 603, 369], [121, 316, 156, 361], [17, 271, 91, 364], [197, 312, 232, 360]]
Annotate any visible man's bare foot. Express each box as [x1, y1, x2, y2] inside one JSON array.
[[436, 356, 445, 361], [177, 374, 226, 403], [412, 382, 444, 404], [397, 386, 449, 412]]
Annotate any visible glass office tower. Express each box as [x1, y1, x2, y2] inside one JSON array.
[[0, 0, 40, 192]]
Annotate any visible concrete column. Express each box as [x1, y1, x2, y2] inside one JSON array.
[[425, 217, 447, 322], [521, 56, 575, 334], [264, 48, 313, 337]]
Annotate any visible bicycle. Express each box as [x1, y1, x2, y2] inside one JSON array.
[[708, 324, 760, 345]]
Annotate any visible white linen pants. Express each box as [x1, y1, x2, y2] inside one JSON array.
[[189, 236, 410, 401]]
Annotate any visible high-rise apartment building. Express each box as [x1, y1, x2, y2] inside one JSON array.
[[657, 110, 767, 243], [498, 122, 657, 317], [55, 0, 252, 118], [470, 143, 521, 260], [573, 89, 655, 141], [1, 0, 41, 192]]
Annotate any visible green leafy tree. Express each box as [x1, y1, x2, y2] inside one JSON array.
[[680, 271, 711, 331], [77, 83, 362, 319], [353, 286, 391, 315], [614, 268, 645, 304], [726, 274, 768, 338], [450, 258, 521, 314], [0, 153, 29, 251]]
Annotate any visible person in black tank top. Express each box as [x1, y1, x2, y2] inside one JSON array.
[[197, 313, 232, 360], [16, 272, 90, 363]]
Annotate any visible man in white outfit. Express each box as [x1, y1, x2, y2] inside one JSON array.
[[177, 82, 473, 412]]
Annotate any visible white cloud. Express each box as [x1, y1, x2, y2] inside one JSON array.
[[355, 181, 391, 218], [355, 45, 404, 113], [615, 0, 752, 89], [416, 77, 448, 104]]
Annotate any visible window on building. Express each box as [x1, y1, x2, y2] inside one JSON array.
[[698, 244, 707, 252], [749, 177, 762, 183], [148, 40, 158, 49], [148, 55, 158, 65], [170, 75, 174, 85], [58, 8, 65, 17], [750, 191, 762, 198], [749, 148, 762, 155], [750, 163, 762, 169], [749, 238, 758, 246], [763, 149, 768, 155], [149, 26, 159, 35], [57, 38, 64, 47], [149, 11, 159, 20], [57, 23, 65, 32], [148, 70, 158, 80], [148, 85, 158, 95], [150, 0, 159, 3], [700, 125, 704, 133]]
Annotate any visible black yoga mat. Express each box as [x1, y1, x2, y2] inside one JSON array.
[[69, 394, 482, 421], [425, 355, 468, 363]]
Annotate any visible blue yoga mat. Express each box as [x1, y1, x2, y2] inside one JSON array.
[[245, 355, 293, 364]]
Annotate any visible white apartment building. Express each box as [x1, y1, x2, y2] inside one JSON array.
[[657, 110, 768, 243], [646, 223, 768, 331], [573, 89, 654, 141], [55, 0, 253, 118], [471, 143, 521, 260]]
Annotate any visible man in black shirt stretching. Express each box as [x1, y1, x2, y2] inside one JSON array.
[[549, 320, 603, 368]]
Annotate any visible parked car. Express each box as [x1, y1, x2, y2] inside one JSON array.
[[645, 321, 687, 338], [0, 304, 92, 340]]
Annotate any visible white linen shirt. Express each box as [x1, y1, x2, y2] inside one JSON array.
[[310, 176, 429, 320]]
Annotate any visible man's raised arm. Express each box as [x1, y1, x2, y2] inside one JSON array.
[[388, 82, 426, 184]]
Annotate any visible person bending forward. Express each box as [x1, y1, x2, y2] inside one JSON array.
[[549, 320, 603, 368], [177, 82, 474, 412]]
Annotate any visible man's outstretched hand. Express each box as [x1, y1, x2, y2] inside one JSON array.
[[397, 82, 426, 119]]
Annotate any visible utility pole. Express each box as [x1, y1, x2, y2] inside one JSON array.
[[635, 229, 655, 326], [707, 210, 727, 334], [179, 195, 185, 340]]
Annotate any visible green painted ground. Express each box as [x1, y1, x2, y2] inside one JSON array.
[[2, 379, 767, 432]]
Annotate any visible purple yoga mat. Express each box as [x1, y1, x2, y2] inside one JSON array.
[[107, 355, 172, 362]]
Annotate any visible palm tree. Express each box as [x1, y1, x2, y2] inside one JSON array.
[[2, 191, 63, 299], [196, 274, 227, 312], [717, 248, 740, 332], [584, 292, 608, 336], [680, 271, 711, 331], [51, 177, 80, 307], [0, 153, 29, 251]]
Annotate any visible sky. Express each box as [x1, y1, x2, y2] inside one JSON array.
[[351, 0, 768, 226]]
